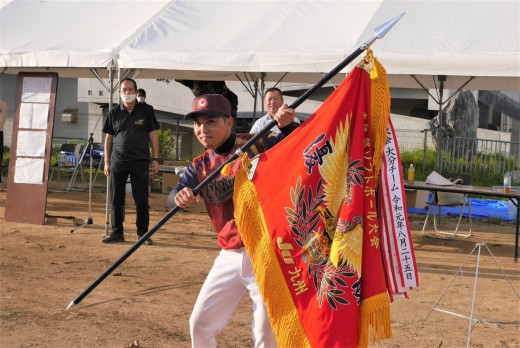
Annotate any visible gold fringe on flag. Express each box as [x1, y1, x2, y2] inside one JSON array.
[[234, 154, 311, 348], [358, 293, 393, 347]]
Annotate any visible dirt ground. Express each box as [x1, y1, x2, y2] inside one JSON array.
[[0, 176, 519, 348]]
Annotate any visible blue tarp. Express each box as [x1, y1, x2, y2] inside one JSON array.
[[407, 195, 517, 221]]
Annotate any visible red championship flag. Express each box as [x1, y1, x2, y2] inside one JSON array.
[[234, 54, 418, 348]]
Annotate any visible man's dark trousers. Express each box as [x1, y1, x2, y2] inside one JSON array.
[[110, 160, 150, 236]]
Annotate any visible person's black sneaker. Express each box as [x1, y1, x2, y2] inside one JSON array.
[[101, 233, 125, 244], [139, 235, 154, 245]]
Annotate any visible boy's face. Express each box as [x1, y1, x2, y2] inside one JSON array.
[[193, 115, 234, 149]]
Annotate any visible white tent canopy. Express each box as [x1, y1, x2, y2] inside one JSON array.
[[1, 0, 519, 90], [0, 0, 170, 78], [118, 0, 520, 90]]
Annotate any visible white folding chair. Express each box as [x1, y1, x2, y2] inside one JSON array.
[[422, 174, 473, 238]]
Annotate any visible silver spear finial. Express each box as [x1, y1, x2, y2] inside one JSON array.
[[361, 12, 405, 49]]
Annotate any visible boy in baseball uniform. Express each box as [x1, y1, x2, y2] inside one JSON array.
[[168, 94, 298, 347]]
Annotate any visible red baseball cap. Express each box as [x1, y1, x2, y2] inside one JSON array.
[[185, 94, 232, 119]]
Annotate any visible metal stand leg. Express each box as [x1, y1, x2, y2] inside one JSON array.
[[513, 198, 519, 262], [103, 178, 111, 237], [423, 243, 520, 347], [71, 133, 105, 233]]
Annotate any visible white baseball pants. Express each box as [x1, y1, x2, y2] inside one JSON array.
[[190, 248, 277, 348]]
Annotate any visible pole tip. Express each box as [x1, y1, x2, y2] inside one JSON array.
[[66, 301, 76, 310], [374, 12, 406, 40]]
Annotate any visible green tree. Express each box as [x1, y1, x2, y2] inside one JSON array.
[[155, 129, 176, 161]]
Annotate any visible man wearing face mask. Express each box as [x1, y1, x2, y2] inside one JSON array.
[[137, 88, 147, 104], [137, 88, 160, 130], [102, 78, 160, 245]]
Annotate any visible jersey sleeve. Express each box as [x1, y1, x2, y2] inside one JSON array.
[[166, 163, 199, 209]]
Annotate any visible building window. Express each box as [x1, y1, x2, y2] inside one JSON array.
[[99, 91, 103, 96], [88, 90, 92, 96]]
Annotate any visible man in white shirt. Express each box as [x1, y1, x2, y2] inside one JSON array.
[[250, 87, 300, 134]]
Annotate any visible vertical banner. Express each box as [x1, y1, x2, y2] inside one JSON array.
[[5, 73, 58, 224]]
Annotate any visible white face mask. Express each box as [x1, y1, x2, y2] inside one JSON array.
[[121, 94, 136, 104], [137, 96, 146, 103]]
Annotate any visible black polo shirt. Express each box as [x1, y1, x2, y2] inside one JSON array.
[[103, 102, 158, 163]]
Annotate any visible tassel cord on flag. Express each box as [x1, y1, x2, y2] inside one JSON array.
[[66, 12, 405, 310]]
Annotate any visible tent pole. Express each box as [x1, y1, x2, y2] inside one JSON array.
[[437, 75, 446, 172], [253, 79, 258, 122], [176, 117, 180, 160], [104, 65, 114, 236], [271, 72, 289, 89], [261, 74, 265, 116], [103, 66, 122, 233]]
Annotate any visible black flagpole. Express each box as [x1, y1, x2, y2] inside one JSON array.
[[67, 13, 405, 310]]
